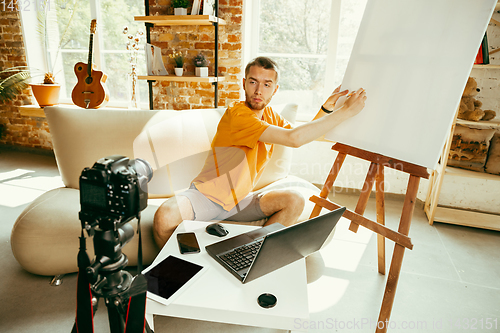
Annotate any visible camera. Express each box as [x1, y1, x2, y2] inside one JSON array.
[[79, 155, 153, 230]]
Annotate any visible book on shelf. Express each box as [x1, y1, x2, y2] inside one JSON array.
[[475, 33, 489, 65], [191, 0, 201, 15]]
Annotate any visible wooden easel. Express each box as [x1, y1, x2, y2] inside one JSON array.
[[309, 143, 429, 333]]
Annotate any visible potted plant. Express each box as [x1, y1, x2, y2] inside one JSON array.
[[30, 0, 76, 107], [0, 66, 31, 103], [172, 0, 190, 15], [169, 50, 186, 76], [193, 53, 209, 77]]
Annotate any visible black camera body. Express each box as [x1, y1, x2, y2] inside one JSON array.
[[79, 155, 151, 229]]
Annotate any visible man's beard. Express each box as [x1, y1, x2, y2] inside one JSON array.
[[245, 92, 271, 111]]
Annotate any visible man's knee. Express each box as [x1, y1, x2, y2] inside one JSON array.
[[153, 196, 193, 246], [290, 190, 306, 212], [283, 190, 305, 212], [261, 189, 305, 215]]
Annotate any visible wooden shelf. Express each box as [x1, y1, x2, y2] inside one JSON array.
[[432, 206, 500, 231], [134, 15, 226, 26], [138, 75, 225, 83], [444, 166, 500, 181], [472, 64, 500, 69], [456, 119, 500, 129]]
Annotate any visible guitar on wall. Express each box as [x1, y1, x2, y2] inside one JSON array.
[[72, 19, 109, 109]]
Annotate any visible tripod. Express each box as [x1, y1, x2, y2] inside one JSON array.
[[72, 216, 152, 333]]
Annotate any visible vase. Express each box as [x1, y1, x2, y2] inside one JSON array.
[[128, 71, 140, 109], [195, 67, 209, 77], [174, 8, 187, 15], [174, 68, 184, 76], [29, 83, 61, 107]]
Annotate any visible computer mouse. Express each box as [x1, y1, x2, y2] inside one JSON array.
[[205, 223, 229, 237]]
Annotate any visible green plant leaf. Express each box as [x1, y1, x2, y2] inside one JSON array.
[[0, 67, 31, 103]]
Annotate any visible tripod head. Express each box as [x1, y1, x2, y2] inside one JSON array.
[[84, 215, 135, 286]]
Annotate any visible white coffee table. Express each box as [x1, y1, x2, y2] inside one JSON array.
[[145, 220, 309, 332]]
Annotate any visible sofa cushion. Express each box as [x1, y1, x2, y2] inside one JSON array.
[[132, 109, 223, 197]]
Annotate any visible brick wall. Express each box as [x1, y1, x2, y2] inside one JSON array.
[[0, 10, 51, 149], [149, 0, 243, 109]]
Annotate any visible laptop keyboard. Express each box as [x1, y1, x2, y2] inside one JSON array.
[[218, 240, 263, 272]]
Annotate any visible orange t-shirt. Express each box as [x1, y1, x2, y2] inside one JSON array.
[[192, 101, 292, 211]]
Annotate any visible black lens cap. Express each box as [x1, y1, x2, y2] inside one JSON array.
[[257, 293, 277, 309]]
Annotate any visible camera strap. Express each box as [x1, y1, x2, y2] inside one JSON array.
[[122, 214, 153, 333], [136, 214, 143, 273], [74, 230, 94, 333]]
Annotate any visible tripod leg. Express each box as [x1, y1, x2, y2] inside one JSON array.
[[106, 297, 126, 333]]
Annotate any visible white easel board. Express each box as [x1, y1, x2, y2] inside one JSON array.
[[325, 0, 496, 169]]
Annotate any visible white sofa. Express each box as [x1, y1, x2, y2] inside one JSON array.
[[10, 104, 321, 276]]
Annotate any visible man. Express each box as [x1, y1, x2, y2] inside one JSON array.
[[153, 57, 366, 247]]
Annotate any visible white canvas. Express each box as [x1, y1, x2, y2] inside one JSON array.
[[324, 0, 496, 169]]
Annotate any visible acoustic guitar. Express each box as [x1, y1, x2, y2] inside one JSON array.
[[72, 19, 109, 109]]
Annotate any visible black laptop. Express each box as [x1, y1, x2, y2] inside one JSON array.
[[205, 207, 346, 283]]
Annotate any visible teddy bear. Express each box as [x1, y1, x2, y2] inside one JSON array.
[[457, 77, 496, 121]]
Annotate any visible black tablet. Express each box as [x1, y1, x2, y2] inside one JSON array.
[[142, 255, 207, 305]]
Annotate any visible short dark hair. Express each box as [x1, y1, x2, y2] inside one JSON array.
[[245, 56, 279, 82]]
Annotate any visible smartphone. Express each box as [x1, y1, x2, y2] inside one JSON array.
[[177, 232, 200, 254]]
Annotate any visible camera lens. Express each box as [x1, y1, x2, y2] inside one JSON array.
[[129, 158, 153, 183]]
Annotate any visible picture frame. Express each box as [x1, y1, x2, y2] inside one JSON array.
[[146, 43, 168, 76]]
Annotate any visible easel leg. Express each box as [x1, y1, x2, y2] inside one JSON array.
[[376, 164, 385, 275], [310, 152, 347, 218], [349, 162, 378, 232], [376, 175, 420, 333]]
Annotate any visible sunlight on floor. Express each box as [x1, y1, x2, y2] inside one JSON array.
[[307, 217, 374, 313], [0, 169, 63, 207], [0, 183, 46, 207], [0, 168, 34, 181], [5, 175, 63, 191]]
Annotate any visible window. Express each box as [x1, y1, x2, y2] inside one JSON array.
[[244, 0, 367, 120], [20, 0, 147, 107]]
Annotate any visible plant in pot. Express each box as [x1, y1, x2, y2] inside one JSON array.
[[30, 0, 76, 107], [169, 50, 186, 76], [172, 0, 190, 15], [0, 66, 31, 103], [193, 53, 209, 77]]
